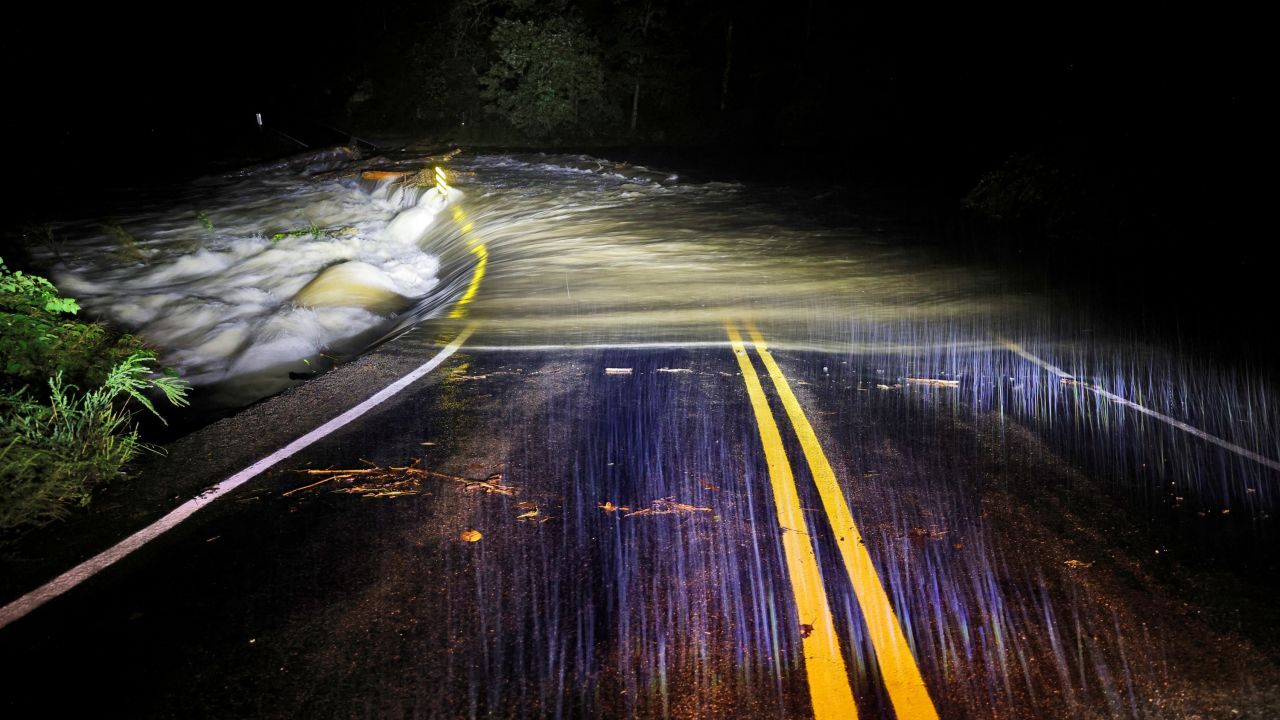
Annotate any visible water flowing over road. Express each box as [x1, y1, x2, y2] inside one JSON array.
[[4, 149, 1278, 719], [45, 152, 1026, 403]]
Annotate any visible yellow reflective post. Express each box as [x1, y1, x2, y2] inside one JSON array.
[[435, 166, 451, 197]]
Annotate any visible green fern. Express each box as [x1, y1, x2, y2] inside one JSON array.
[[0, 353, 189, 534]]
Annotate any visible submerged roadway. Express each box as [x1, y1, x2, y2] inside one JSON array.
[[1, 152, 1278, 719]]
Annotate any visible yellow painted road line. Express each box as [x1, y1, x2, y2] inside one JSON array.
[[448, 204, 488, 319], [746, 325, 939, 720], [726, 324, 859, 720]]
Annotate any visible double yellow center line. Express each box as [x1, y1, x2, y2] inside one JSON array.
[[726, 323, 938, 720]]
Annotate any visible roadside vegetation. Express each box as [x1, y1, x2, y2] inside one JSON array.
[[0, 256, 188, 536]]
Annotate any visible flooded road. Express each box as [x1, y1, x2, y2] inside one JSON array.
[[3, 149, 1278, 718], [40, 151, 1025, 403]]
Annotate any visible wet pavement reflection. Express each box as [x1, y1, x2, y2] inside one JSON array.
[[2, 151, 1277, 718]]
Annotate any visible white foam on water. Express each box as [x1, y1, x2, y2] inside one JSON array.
[[47, 174, 457, 403]]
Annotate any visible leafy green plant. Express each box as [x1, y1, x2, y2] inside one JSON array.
[[1, 259, 190, 534], [1, 257, 136, 395], [271, 223, 323, 241], [479, 16, 615, 139], [0, 257, 80, 315], [1, 353, 188, 533], [196, 211, 215, 231]]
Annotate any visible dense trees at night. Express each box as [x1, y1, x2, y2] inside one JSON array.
[[478, 16, 614, 138], [347, 0, 716, 143]]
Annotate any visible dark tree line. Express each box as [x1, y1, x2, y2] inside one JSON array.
[[347, 0, 719, 143], [341, 0, 931, 148]]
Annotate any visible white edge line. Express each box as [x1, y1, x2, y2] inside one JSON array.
[[1072, 380, 1280, 472], [0, 324, 475, 631], [1000, 338, 1076, 379], [1002, 339, 1280, 473]]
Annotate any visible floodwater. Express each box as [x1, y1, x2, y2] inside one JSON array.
[[41, 151, 1023, 403], [40, 150, 1278, 517], [18, 148, 1280, 718]]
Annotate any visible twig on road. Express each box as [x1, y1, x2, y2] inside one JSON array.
[[284, 460, 517, 498]]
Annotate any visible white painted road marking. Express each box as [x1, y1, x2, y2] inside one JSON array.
[[0, 325, 476, 631], [1003, 338, 1280, 472]]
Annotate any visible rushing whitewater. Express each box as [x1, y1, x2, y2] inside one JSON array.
[[43, 159, 464, 406]]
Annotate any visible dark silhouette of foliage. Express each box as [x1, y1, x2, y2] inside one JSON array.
[[480, 16, 615, 138]]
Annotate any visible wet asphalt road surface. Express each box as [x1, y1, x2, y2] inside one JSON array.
[[2, 322, 1278, 719], [2, 146, 1278, 720]]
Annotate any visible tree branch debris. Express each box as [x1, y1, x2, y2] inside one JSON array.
[[598, 497, 712, 517], [284, 459, 516, 498], [905, 377, 960, 388]]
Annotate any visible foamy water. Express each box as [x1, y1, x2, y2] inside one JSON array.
[[45, 161, 463, 405]]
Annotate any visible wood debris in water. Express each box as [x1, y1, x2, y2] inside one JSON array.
[[361, 170, 412, 181], [424, 148, 463, 163]]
